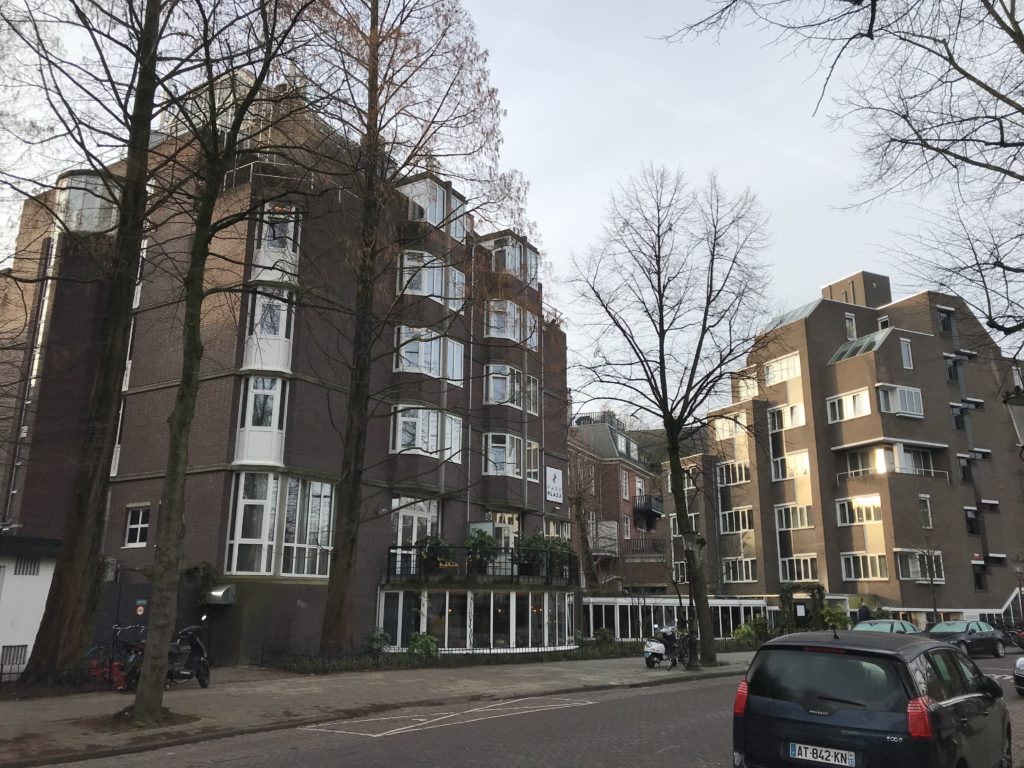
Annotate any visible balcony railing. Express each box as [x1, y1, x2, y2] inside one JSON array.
[[633, 495, 664, 516], [385, 545, 579, 587], [835, 467, 950, 485], [621, 538, 667, 555]]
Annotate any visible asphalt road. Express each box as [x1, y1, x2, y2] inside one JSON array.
[[40, 650, 1024, 768]]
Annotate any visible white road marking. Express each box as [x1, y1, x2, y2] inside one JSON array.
[[301, 697, 595, 738]]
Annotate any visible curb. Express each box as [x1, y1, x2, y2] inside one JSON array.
[[0, 664, 745, 768]]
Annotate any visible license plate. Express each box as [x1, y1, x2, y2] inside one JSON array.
[[789, 742, 856, 766]]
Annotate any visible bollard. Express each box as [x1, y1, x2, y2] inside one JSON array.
[[685, 629, 701, 669]]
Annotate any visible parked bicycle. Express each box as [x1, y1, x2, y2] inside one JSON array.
[[85, 624, 146, 691]]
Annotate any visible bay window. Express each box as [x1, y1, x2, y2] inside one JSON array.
[[399, 251, 444, 299], [259, 204, 300, 253], [282, 479, 333, 576], [486, 299, 522, 341], [484, 433, 523, 477], [391, 405, 440, 456], [239, 376, 287, 429], [248, 288, 293, 339], [227, 472, 278, 574], [527, 440, 540, 482], [878, 385, 923, 417], [485, 364, 524, 408]]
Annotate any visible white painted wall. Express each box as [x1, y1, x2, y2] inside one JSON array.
[[0, 556, 55, 674]]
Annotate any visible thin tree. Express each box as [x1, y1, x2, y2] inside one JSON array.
[[128, 0, 315, 722], [293, 0, 513, 653], [571, 165, 772, 665], [676, 0, 1024, 346], [2, 0, 171, 683]]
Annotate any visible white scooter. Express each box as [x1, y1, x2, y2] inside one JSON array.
[[643, 624, 680, 669]]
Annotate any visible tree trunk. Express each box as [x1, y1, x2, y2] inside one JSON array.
[[569, 497, 600, 589], [130, 187, 213, 723], [665, 433, 717, 666], [19, 0, 161, 686], [320, 0, 385, 654]]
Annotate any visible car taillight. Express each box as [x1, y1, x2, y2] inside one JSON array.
[[906, 696, 934, 739], [733, 679, 749, 717]]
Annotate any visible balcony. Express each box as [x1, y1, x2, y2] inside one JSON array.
[[633, 494, 664, 531], [385, 545, 579, 587], [835, 467, 950, 485], [621, 537, 666, 562]]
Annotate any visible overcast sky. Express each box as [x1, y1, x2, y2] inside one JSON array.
[[462, 0, 932, 318]]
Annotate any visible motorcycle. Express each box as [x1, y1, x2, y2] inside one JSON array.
[[123, 615, 211, 691], [643, 624, 681, 669]]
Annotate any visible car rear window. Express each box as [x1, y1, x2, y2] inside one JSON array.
[[747, 648, 910, 713]]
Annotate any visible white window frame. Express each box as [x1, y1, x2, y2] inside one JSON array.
[[445, 338, 464, 386], [281, 479, 334, 577], [395, 326, 442, 377], [720, 506, 754, 534], [259, 203, 301, 253], [895, 549, 945, 583], [779, 555, 818, 582], [735, 375, 757, 401], [878, 385, 924, 417], [249, 287, 293, 340], [841, 552, 889, 581], [399, 250, 445, 302], [621, 470, 629, 500], [443, 414, 463, 464], [635, 476, 645, 498], [483, 432, 523, 477], [836, 494, 883, 526], [771, 451, 809, 481], [826, 389, 871, 424], [405, 178, 446, 225], [763, 352, 801, 386], [241, 376, 286, 430], [484, 364, 523, 408], [524, 311, 539, 350], [123, 506, 150, 548], [768, 403, 805, 432], [918, 494, 933, 529], [227, 471, 278, 575], [447, 268, 465, 313], [525, 375, 539, 415], [716, 461, 751, 487], [526, 440, 540, 482], [845, 313, 857, 341], [622, 514, 631, 539], [390, 405, 440, 457], [723, 557, 757, 583], [775, 504, 813, 531], [485, 299, 522, 341], [900, 338, 914, 369]]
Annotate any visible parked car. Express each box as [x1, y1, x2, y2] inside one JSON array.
[[733, 631, 1010, 768], [853, 619, 921, 634], [1014, 656, 1024, 697], [925, 620, 1006, 658]]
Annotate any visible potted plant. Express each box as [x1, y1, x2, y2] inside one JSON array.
[[515, 532, 550, 577], [464, 528, 498, 575], [418, 534, 451, 576]]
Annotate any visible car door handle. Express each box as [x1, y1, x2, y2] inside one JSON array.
[[959, 718, 969, 727]]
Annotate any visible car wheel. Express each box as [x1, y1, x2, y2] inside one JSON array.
[[1001, 728, 1012, 768], [996, 640, 1006, 658]]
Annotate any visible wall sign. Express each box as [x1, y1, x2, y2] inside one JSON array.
[[545, 467, 564, 503]]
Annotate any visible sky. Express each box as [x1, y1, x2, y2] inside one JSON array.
[[461, 0, 931, 319]]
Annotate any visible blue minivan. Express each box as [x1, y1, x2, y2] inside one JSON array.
[[732, 631, 1010, 767]]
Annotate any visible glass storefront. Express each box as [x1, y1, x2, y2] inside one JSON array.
[[379, 588, 575, 650]]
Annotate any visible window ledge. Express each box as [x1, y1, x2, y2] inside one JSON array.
[[121, 543, 147, 549]]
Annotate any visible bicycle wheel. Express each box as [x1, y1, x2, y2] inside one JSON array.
[[85, 646, 113, 684]]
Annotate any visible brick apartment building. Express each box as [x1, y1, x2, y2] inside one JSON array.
[[0, 143, 575, 663], [677, 271, 1024, 628]]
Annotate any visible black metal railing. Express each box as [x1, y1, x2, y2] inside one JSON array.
[[633, 495, 664, 516], [385, 545, 579, 586], [621, 538, 667, 555]]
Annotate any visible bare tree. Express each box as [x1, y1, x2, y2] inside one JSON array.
[[2, 0, 171, 683], [676, 0, 1024, 345], [289, 0, 515, 653], [571, 165, 771, 665]]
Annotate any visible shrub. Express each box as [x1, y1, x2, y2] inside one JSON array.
[[407, 632, 440, 661]]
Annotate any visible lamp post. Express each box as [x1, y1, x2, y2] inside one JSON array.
[[1015, 567, 1024, 628]]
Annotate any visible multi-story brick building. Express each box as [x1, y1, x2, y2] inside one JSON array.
[[568, 412, 663, 591], [679, 271, 1024, 628], [0, 149, 575, 663]]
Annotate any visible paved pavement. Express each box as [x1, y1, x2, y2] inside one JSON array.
[[0, 653, 755, 768]]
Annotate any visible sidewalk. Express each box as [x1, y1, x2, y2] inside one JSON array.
[[0, 652, 754, 767]]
